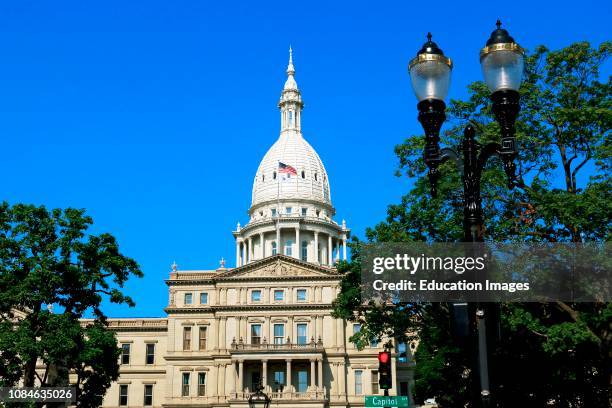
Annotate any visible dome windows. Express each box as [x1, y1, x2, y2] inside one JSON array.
[[273, 171, 277, 180], [301, 170, 305, 179], [314, 172, 318, 181]]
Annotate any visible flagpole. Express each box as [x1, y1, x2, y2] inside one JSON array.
[[277, 161, 280, 254]]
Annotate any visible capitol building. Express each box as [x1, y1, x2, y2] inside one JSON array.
[[99, 50, 414, 408]]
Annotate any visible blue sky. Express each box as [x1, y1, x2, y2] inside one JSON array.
[[1, 1, 609, 317]]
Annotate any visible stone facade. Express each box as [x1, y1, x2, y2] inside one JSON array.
[[96, 49, 415, 407]]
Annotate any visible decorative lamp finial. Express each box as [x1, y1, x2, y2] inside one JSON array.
[[171, 261, 178, 272], [220, 257, 226, 268], [236, 222, 241, 231], [427, 32, 432, 42], [496, 19, 502, 29], [287, 45, 295, 75]]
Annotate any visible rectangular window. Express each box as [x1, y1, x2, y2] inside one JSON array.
[[145, 343, 155, 365], [274, 371, 285, 389], [183, 327, 191, 350], [251, 324, 262, 344], [200, 292, 208, 304], [199, 327, 207, 350], [297, 370, 308, 393], [371, 370, 379, 394], [286, 207, 292, 214], [184, 293, 193, 305], [121, 344, 130, 365], [274, 290, 284, 301], [182, 373, 190, 397], [296, 289, 307, 302], [273, 324, 284, 345], [355, 370, 363, 395], [144, 384, 153, 406], [251, 290, 261, 302], [353, 324, 361, 346], [400, 381, 409, 396], [198, 372, 206, 396], [271, 208, 277, 217], [301, 207, 307, 216], [119, 384, 128, 406], [251, 372, 261, 391], [370, 338, 379, 348], [301, 241, 308, 261], [297, 323, 307, 345], [271, 242, 277, 256]]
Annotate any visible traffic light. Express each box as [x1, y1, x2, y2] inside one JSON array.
[[378, 351, 392, 390]]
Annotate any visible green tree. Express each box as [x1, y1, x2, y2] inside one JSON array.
[[333, 41, 611, 407], [0, 203, 143, 407]]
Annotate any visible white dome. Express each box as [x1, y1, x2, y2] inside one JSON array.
[[251, 131, 331, 208]]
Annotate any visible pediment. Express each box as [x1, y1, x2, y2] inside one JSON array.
[[217, 255, 338, 280]]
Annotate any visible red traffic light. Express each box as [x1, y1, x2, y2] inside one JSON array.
[[378, 351, 390, 364]]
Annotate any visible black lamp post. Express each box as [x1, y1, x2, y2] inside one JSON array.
[[248, 383, 271, 408], [408, 21, 525, 407]]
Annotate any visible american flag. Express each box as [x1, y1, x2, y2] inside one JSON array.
[[278, 162, 297, 176]]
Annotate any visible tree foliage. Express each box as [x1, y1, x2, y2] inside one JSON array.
[[333, 41, 611, 407], [0, 203, 142, 407]]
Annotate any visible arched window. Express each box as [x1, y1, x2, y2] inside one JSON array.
[[273, 171, 277, 180], [262, 174, 265, 181], [288, 111, 294, 126], [285, 240, 293, 256], [314, 173, 318, 181], [301, 170, 305, 179], [271, 241, 277, 256]]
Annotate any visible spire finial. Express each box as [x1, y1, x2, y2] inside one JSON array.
[[171, 261, 177, 272], [496, 19, 502, 29], [427, 32, 432, 42], [287, 45, 295, 75]]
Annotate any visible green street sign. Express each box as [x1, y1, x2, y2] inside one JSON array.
[[365, 395, 410, 407]]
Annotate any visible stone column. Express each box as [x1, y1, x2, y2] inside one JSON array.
[[314, 231, 319, 264], [295, 227, 300, 259], [218, 363, 226, 397], [262, 360, 268, 390], [336, 319, 344, 348], [328, 234, 333, 265], [238, 360, 244, 393], [342, 235, 347, 260], [332, 317, 337, 348], [210, 364, 218, 396], [335, 238, 340, 261], [288, 316, 294, 342], [211, 319, 218, 349], [230, 362, 237, 393], [310, 359, 316, 389], [242, 243, 247, 266], [317, 359, 323, 390], [286, 359, 292, 392], [236, 240, 241, 267], [249, 237, 253, 263], [259, 232, 265, 259], [219, 318, 227, 349], [338, 361, 346, 397]]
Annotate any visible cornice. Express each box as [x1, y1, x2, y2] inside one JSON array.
[[166, 255, 343, 286], [165, 303, 334, 314]]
